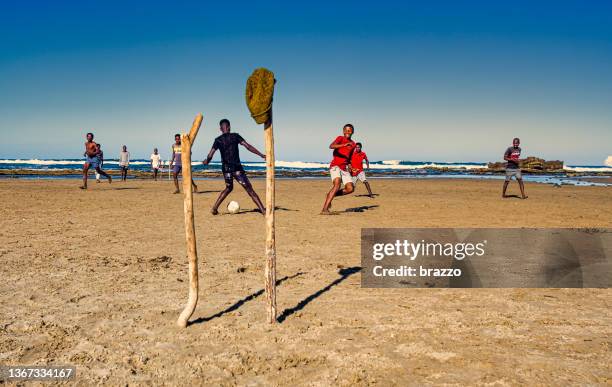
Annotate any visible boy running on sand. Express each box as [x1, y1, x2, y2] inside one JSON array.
[[321, 124, 356, 214], [95, 143, 104, 183], [502, 137, 528, 199], [150, 148, 161, 181], [350, 142, 374, 197], [119, 145, 130, 181], [169, 134, 198, 194], [80, 132, 111, 189], [202, 119, 266, 215]]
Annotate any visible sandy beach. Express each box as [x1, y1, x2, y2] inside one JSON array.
[[1, 178, 610, 385]]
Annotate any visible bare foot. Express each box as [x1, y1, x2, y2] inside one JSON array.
[[521, 195, 528, 199], [211, 208, 219, 215], [502, 194, 509, 198], [193, 185, 198, 193], [79, 186, 87, 190]]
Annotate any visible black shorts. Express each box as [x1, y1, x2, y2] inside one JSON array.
[[223, 170, 250, 188]]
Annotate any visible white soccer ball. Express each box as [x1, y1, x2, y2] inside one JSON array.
[[227, 201, 240, 214]]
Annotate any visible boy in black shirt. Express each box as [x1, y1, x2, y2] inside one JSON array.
[[202, 119, 266, 215], [503, 137, 527, 199]]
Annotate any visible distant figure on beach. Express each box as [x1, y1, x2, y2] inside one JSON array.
[[169, 134, 198, 194], [119, 145, 130, 182], [321, 124, 356, 214], [79, 132, 111, 189], [95, 143, 104, 183], [150, 148, 161, 181], [503, 137, 528, 199], [350, 142, 374, 197], [202, 119, 266, 215]]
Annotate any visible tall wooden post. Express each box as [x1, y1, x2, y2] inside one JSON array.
[[264, 113, 276, 323], [176, 113, 203, 328]]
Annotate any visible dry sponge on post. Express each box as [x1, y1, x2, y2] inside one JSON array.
[[246, 68, 275, 124]]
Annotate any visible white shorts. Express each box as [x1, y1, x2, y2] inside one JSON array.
[[505, 169, 522, 181], [330, 166, 353, 185], [352, 171, 367, 184]]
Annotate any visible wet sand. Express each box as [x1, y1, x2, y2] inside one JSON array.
[[0, 178, 610, 385]]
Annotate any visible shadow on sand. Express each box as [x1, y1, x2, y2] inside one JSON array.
[[228, 206, 299, 215], [277, 266, 362, 323], [344, 205, 379, 213], [189, 272, 304, 326]]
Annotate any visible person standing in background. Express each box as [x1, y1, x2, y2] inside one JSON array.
[[95, 143, 104, 183], [169, 134, 198, 194], [150, 148, 161, 181], [502, 137, 527, 199], [119, 145, 130, 182]]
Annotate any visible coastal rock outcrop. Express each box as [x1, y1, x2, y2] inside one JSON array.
[[487, 157, 564, 172]]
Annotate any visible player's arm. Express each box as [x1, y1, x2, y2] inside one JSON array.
[[202, 147, 217, 165], [169, 148, 175, 167], [329, 138, 350, 150], [503, 149, 512, 161], [240, 140, 265, 159]]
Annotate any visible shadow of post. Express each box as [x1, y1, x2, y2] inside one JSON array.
[[189, 272, 304, 326], [277, 267, 362, 323]]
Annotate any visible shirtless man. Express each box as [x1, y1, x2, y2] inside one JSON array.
[[80, 132, 111, 189]]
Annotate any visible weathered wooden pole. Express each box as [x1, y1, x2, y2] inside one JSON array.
[[176, 113, 203, 328], [264, 113, 277, 323], [246, 68, 277, 323]]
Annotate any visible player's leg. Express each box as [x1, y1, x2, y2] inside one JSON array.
[[211, 173, 234, 215], [80, 163, 90, 189], [364, 181, 373, 197], [359, 172, 373, 197], [95, 166, 111, 183], [172, 167, 180, 193], [341, 182, 354, 195], [235, 171, 265, 214], [337, 170, 354, 195], [502, 171, 511, 198], [516, 170, 527, 199], [322, 177, 342, 214], [191, 179, 198, 193]]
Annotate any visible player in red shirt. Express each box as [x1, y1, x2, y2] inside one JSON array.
[[349, 142, 374, 197], [321, 124, 356, 214]]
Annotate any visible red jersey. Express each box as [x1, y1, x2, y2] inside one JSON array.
[[329, 136, 355, 169], [350, 151, 367, 176]]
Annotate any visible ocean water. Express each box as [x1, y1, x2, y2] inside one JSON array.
[[0, 159, 611, 186]]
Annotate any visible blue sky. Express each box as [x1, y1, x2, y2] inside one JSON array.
[[0, 1, 611, 164]]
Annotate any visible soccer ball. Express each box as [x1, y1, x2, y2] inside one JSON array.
[[227, 201, 240, 214]]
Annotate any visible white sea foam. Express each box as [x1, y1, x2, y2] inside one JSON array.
[[563, 166, 612, 172]]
